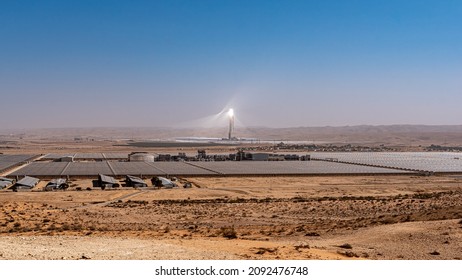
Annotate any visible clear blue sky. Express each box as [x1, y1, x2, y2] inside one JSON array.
[[1, 0, 461, 129]]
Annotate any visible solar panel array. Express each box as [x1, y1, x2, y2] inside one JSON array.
[[41, 153, 75, 159], [9, 162, 110, 177], [189, 161, 408, 175], [73, 153, 105, 160], [311, 152, 462, 173], [109, 162, 164, 176], [8, 152, 462, 177], [0, 162, 16, 172], [64, 162, 114, 176], [103, 153, 129, 160], [8, 162, 69, 176], [8, 160, 410, 177], [149, 162, 218, 175], [41, 153, 128, 160], [0, 154, 38, 173]]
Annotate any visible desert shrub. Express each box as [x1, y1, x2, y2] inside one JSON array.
[[402, 215, 412, 222], [131, 200, 148, 205], [339, 243, 353, 249], [21, 227, 32, 232], [381, 218, 395, 224], [71, 224, 83, 231], [220, 227, 237, 239], [61, 224, 70, 231], [160, 225, 170, 233], [98, 226, 109, 231], [340, 251, 359, 258]]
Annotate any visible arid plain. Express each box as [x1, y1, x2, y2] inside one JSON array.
[[1, 175, 462, 260], [1, 126, 462, 260]]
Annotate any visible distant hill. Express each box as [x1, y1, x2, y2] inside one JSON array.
[[236, 125, 462, 145], [2, 125, 462, 146]]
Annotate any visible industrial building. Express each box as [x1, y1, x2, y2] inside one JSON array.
[[128, 152, 155, 162]]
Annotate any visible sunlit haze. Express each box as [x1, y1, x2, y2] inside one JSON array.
[[228, 109, 234, 119]]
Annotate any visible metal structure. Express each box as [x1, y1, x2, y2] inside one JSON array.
[[0, 177, 14, 189], [124, 175, 147, 187], [128, 152, 155, 162], [7, 152, 462, 178], [92, 174, 119, 189], [7, 160, 414, 177], [311, 152, 462, 173], [44, 178, 69, 191], [228, 108, 234, 140], [151, 176, 177, 188], [188, 161, 410, 175], [11, 176, 40, 191]]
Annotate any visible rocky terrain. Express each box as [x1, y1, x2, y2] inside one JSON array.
[[1, 175, 461, 260]]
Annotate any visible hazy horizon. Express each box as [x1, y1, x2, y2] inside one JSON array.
[[2, 123, 462, 132], [1, 1, 461, 129]]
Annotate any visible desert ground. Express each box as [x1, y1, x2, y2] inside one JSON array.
[[2, 129, 462, 260], [1, 175, 461, 260]]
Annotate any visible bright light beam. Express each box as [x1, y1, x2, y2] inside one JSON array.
[[228, 108, 234, 118]]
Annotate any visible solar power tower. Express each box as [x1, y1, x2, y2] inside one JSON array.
[[228, 108, 234, 140]]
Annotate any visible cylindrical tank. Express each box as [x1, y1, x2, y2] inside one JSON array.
[[128, 153, 155, 162]]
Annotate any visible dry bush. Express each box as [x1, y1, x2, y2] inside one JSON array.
[[339, 243, 353, 249], [338, 250, 359, 258], [72, 224, 84, 231], [220, 227, 237, 239]]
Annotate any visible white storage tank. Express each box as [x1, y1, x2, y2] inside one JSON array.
[[128, 152, 155, 162]]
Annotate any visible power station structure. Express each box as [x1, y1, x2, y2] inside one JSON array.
[[128, 152, 155, 162], [228, 108, 235, 140]]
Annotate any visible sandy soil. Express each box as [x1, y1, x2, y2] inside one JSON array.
[[1, 175, 462, 260]]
